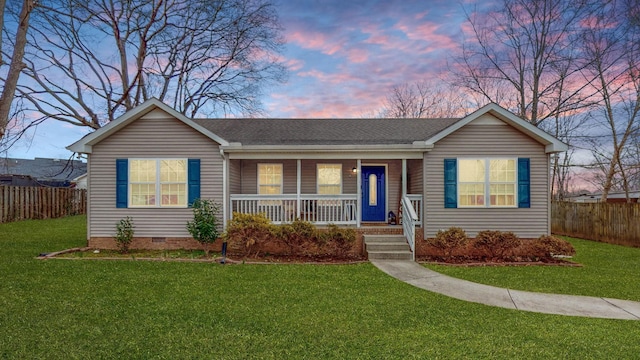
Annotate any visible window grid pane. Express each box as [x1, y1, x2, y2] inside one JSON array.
[[319, 185, 341, 195], [160, 160, 186, 183], [459, 159, 485, 182], [458, 158, 517, 207], [459, 183, 485, 206], [130, 184, 156, 206], [129, 159, 187, 207], [130, 160, 156, 182], [161, 184, 186, 206], [490, 184, 515, 206], [489, 159, 515, 182]]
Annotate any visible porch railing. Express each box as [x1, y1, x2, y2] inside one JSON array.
[[406, 194, 422, 226], [230, 194, 357, 225], [401, 195, 419, 261]]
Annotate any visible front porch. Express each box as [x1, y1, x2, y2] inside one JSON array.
[[225, 157, 423, 260], [226, 158, 423, 227], [229, 193, 422, 226]]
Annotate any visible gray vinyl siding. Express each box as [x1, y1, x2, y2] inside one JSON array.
[[375, 160, 402, 215], [239, 159, 358, 195], [424, 122, 549, 239], [229, 160, 241, 195], [408, 159, 423, 194], [88, 111, 222, 238]]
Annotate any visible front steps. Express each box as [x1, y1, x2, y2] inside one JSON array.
[[364, 234, 413, 260]]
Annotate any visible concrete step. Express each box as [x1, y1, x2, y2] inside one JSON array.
[[363, 234, 407, 244], [364, 235, 413, 260], [366, 242, 410, 252], [367, 250, 413, 260]]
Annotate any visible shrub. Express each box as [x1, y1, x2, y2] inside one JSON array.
[[224, 212, 277, 257], [532, 235, 576, 258], [278, 219, 318, 254], [114, 217, 135, 254], [224, 214, 358, 259], [473, 230, 521, 259], [319, 224, 356, 257], [186, 199, 222, 257], [430, 227, 469, 257]]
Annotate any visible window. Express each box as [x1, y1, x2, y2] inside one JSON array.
[[368, 173, 377, 206], [458, 158, 516, 207], [317, 164, 342, 195], [258, 164, 283, 195], [129, 159, 187, 207]]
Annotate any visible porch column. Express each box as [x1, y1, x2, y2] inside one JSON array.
[[296, 159, 301, 219], [356, 159, 361, 228], [402, 158, 407, 196]]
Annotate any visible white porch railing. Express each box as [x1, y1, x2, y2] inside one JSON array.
[[406, 194, 422, 226], [401, 195, 419, 261], [230, 194, 357, 225]]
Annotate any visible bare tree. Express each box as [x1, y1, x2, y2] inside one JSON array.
[[13, 0, 285, 131], [381, 80, 469, 118], [0, 0, 34, 139], [581, 0, 640, 202], [455, 0, 598, 126]]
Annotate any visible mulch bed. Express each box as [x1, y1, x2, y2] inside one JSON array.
[[39, 248, 578, 266]]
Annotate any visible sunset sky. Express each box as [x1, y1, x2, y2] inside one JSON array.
[[11, 0, 480, 159]]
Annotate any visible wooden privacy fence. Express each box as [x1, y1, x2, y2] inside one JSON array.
[[0, 186, 87, 223], [551, 201, 640, 247]]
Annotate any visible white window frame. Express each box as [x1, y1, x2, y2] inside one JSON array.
[[257, 163, 283, 206], [316, 163, 343, 195], [129, 158, 188, 208], [458, 157, 517, 208]]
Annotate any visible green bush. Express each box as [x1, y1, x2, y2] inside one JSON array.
[[473, 230, 521, 258], [430, 227, 469, 257], [532, 235, 576, 258], [186, 199, 222, 257], [114, 217, 135, 254]]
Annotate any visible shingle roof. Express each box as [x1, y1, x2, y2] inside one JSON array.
[[0, 157, 87, 181], [192, 118, 462, 145]]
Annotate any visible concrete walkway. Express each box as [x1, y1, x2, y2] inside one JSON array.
[[371, 259, 640, 320]]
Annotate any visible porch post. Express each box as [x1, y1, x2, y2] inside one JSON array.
[[296, 159, 301, 219], [356, 159, 361, 228], [402, 158, 407, 196]]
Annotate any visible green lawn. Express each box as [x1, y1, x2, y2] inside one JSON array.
[[1, 216, 639, 359], [427, 237, 640, 302]]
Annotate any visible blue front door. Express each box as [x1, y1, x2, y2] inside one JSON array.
[[362, 166, 386, 221]]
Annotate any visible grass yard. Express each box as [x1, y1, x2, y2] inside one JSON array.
[[0, 216, 639, 359], [427, 237, 640, 302]]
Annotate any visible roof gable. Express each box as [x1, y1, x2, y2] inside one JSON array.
[[424, 103, 568, 153], [67, 98, 229, 153]]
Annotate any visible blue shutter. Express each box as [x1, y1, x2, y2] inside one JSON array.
[[518, 158, 530, 208], [116, 159, 128, 208], [444, 159, 457, 208], [188, 159, 201, 207]]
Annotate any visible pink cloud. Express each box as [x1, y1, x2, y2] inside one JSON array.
[[394, 21, 458, 52]]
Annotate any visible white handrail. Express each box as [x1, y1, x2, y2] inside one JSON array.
[[230, 194, 357, 224], [401, 195, 419, 261]]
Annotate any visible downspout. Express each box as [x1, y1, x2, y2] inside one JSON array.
[[220, 148, 228, 230], [356, 159, 361, 228], [547, 153, 551, 235], [297, 159, 301, 219]]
